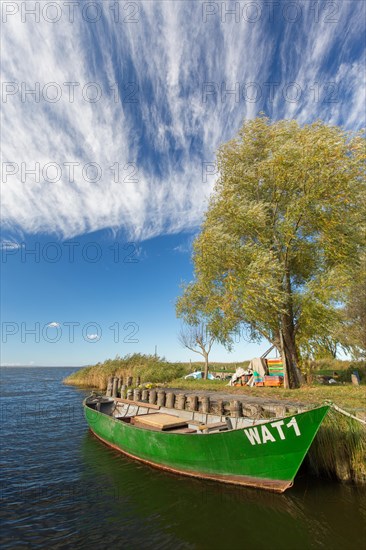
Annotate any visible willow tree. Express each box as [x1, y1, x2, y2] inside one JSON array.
[[176, 117, 365, 388]]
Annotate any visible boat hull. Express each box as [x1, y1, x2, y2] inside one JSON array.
[[83, 402, 329, 493]]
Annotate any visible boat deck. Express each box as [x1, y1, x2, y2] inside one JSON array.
[[109, 399, 270, 434]]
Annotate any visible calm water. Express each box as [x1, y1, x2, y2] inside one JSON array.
[[1, 367, 365, 550]]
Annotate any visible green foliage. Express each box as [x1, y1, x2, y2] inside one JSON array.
[[64, 353, 190, 389], [176, 116, 365, 386]]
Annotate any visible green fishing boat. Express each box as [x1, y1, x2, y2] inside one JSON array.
[[83, 396, 329, 493]]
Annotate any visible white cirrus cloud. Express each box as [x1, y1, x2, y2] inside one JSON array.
[[1, 1, 365, 241], [86, 334, 99, 341], [47, 322, 60, 328]]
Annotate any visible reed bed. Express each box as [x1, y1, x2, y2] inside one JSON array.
[[307, 409, 366, 484], [64, 353, 190, 389]]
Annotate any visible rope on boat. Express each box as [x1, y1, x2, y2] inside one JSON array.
[[327, 402, 366, 426]]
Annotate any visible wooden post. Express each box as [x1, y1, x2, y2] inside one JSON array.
[[127, 389, 133, 400], [133, 388, 141, 402], [216, 399, 224, 416], [187, 395, 198, 412], [149, 389, 157, 405], [117, 377, 122, 392], [165, 392, 175, 409], [230, 400, 241, 417], [112, 377, 119, 397], [136, 376, 141, 386], [120, 384, 127, 398], [141, 389, 149, 402], [223, 401, 231, 416], [127, 376, 133, 387], [200, 396, 210, 414], [157, 390, 166, 407], [106, 377, 113, 397], [273, 405, 287, 418], [243, 404, 263, 418], [176, 394, 186, 410]]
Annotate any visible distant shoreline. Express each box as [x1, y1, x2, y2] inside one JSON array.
[[0, 365, 86, 368]]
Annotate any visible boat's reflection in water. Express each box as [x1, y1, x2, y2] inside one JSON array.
[[81, 431, 366, 550]]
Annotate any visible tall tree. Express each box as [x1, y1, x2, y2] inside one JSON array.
[[178, 323, 215, 379], [176, 117, 365, 388]]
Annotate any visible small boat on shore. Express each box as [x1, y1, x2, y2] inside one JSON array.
[[83, 396, 329, 493]]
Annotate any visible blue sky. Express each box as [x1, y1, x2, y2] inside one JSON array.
[[1, 1, 365, 365]]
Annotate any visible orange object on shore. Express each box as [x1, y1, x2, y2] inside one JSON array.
[[264, 375, 283, 387]]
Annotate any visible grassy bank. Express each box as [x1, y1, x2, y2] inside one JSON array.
[[65, 354, 365, 485], [65, 353, 365, 410]]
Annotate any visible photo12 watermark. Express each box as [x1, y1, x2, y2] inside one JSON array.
[[1, 240, 141, 264], [1, 161, 139, 185], [202, 1, 340, 24], [1, 81, 139, 104], [201, 81, 339, 104], [1, 1, 140, 24], [1, 321, 140, 344]]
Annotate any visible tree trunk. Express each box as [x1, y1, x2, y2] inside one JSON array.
[[203, 352, 209, 380], [281, 319, 301, 388], [281, 270, 301, 389]]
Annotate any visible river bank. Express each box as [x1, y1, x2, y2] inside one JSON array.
[[64, 355, 365, 486]]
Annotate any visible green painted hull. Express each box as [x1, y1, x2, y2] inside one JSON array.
[[83, 401, 329, 492]]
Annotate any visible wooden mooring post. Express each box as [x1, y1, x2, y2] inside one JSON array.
[[175, 394, 186, 410], [112, 377, 119, 397], [106, 377, 113, 397], [200, 396, 210, 414], [187, 395, 198, 412], [127, 389, 133, 400], [149, 389, 157, 405], [165, 392, 175, 409], [215, 399, 224, 416], [133, 388, 141, 402], [230, 400, 241, 417], [157, 390, 166, 407]]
